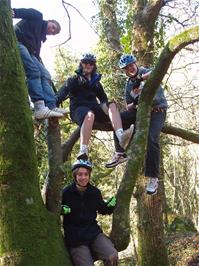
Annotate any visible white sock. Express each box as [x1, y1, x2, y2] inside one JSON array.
[[34, 100, 45, 111], [80, 144, 88, 153], [115, 128, 124, 142]]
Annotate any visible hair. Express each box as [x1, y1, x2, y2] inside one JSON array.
[[48, 19, 61, 33], [72, 167, 91, 179], [78, 62, 97, 75]]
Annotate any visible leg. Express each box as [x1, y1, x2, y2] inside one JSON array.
[[108, 102, 123, 131], [106, 110, 137, 168], [114, 110, 137, 152], [18, 43, 44, 103], [71, 107, 95, 159], [108, 103, 134, 150], [145, 111, 166, 194], [91, 233, 118, 266], [31, 56, 56, 109], [70, 245, 94, 266], [18, 43, 63, 119], [79, 111, 95, 158]]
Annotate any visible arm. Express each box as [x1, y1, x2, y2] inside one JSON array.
[[12, 8, 43, 20], [125, 85, 136, 111], [96, 82, 109, 104], [97, 190, 115, 215], [55, 79, 71, 106]]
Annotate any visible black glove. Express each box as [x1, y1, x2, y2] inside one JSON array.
[[131, 79, 141, 90], [134, 95, 139, 106]]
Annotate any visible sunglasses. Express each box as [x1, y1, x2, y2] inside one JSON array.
[[81, 60, 95, 65]]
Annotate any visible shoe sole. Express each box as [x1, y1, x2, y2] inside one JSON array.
[[105, 157, 128, 168], [146, 189, 158, 196], [77, 153, 88, 160]]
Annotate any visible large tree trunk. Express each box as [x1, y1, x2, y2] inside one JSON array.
[[0, 1, 72, 265]]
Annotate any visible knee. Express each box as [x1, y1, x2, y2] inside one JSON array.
[[85, 111, 95, 122], [105, 251, 118, 266], [108, 102, 117, 112]]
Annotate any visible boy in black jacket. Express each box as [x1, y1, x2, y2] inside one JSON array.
[[56, 53, 134, 160], [62, 159, 118, 266], [12, 8, 67, 119]]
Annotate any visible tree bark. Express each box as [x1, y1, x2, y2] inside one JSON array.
[[132, 0, 166, 65], [42, 119, 64, 216], [0, 2, 72, 265], [162, 124, 199, 143]]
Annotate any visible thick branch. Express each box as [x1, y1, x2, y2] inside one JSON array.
[[162, 124, 199, 144], [62, 127, 80, 163], [99, 0, 122, 52], [141, 25, 199, 102]]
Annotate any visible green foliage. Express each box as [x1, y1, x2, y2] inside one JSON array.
[[54, 48, 79, 88], [166, 216, 197, 233]]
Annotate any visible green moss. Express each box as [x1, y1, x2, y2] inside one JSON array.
[[0, 1, 72, 265], [168, 26, 199, 51]]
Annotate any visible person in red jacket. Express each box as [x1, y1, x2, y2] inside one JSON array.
[[12, 8, 67, 119], [61, 159, 118, 266]]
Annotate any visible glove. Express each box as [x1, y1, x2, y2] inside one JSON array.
[[106, 196, 116, 208], [131, 79, 141, 90], [134, 95, 139, 106], [61, 205, 71, 215]]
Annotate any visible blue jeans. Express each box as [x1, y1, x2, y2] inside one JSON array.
[[18, 43, 56, 109], [114, 110, 166, 178]]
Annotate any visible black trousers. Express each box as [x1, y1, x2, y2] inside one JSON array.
[[114, 109, 166, 178]]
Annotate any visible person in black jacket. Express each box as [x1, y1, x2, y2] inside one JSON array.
[[12, 8, 67, 119], [56, 53, 134, 160], [62, 159, 118, 266]]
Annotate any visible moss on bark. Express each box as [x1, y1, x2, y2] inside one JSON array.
[[0, 1, 72, 265]]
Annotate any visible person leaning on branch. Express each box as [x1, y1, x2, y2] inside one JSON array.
[[106, 54, 168, 195], [12, 8, 67, 119], [56, 53, 134, 161], [61, 159, 118, 266]]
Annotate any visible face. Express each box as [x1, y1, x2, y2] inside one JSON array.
[[75, 167, 90, 187], [81, 62, 95, 75], [47, 22, 59, 35], [124, 63, 138, 77]]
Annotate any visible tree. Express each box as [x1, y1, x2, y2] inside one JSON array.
[[96, 1, 199, 265], [0, 1, 72, 265]]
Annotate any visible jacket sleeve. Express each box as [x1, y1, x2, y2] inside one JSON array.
[[96, 82, 109, 104], [125, 82, 134, 104], [97, 190, 114, 215], [13, 8, 43, 20], [55, 79, 71, 106]]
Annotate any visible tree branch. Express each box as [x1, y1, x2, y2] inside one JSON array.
[[162, 124, 199, 144], [62, 127, 80, 163]]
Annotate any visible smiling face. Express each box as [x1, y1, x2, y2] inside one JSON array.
[[81, 61, 95, 76], [46, 21, 60, 35], [75, 167, 90, 188], [123, 63, 138, 77]]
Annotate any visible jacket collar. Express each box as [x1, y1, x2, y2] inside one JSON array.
[[75, 69, 101, 83], [70, 182, 96, 194]]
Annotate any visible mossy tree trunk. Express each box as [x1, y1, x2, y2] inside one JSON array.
[[0, 1, 72, 265]]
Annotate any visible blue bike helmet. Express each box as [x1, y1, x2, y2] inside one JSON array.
[[118, 54, 137, 69], [81, 53, 96, 63], [72, 159, 93, 172]]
